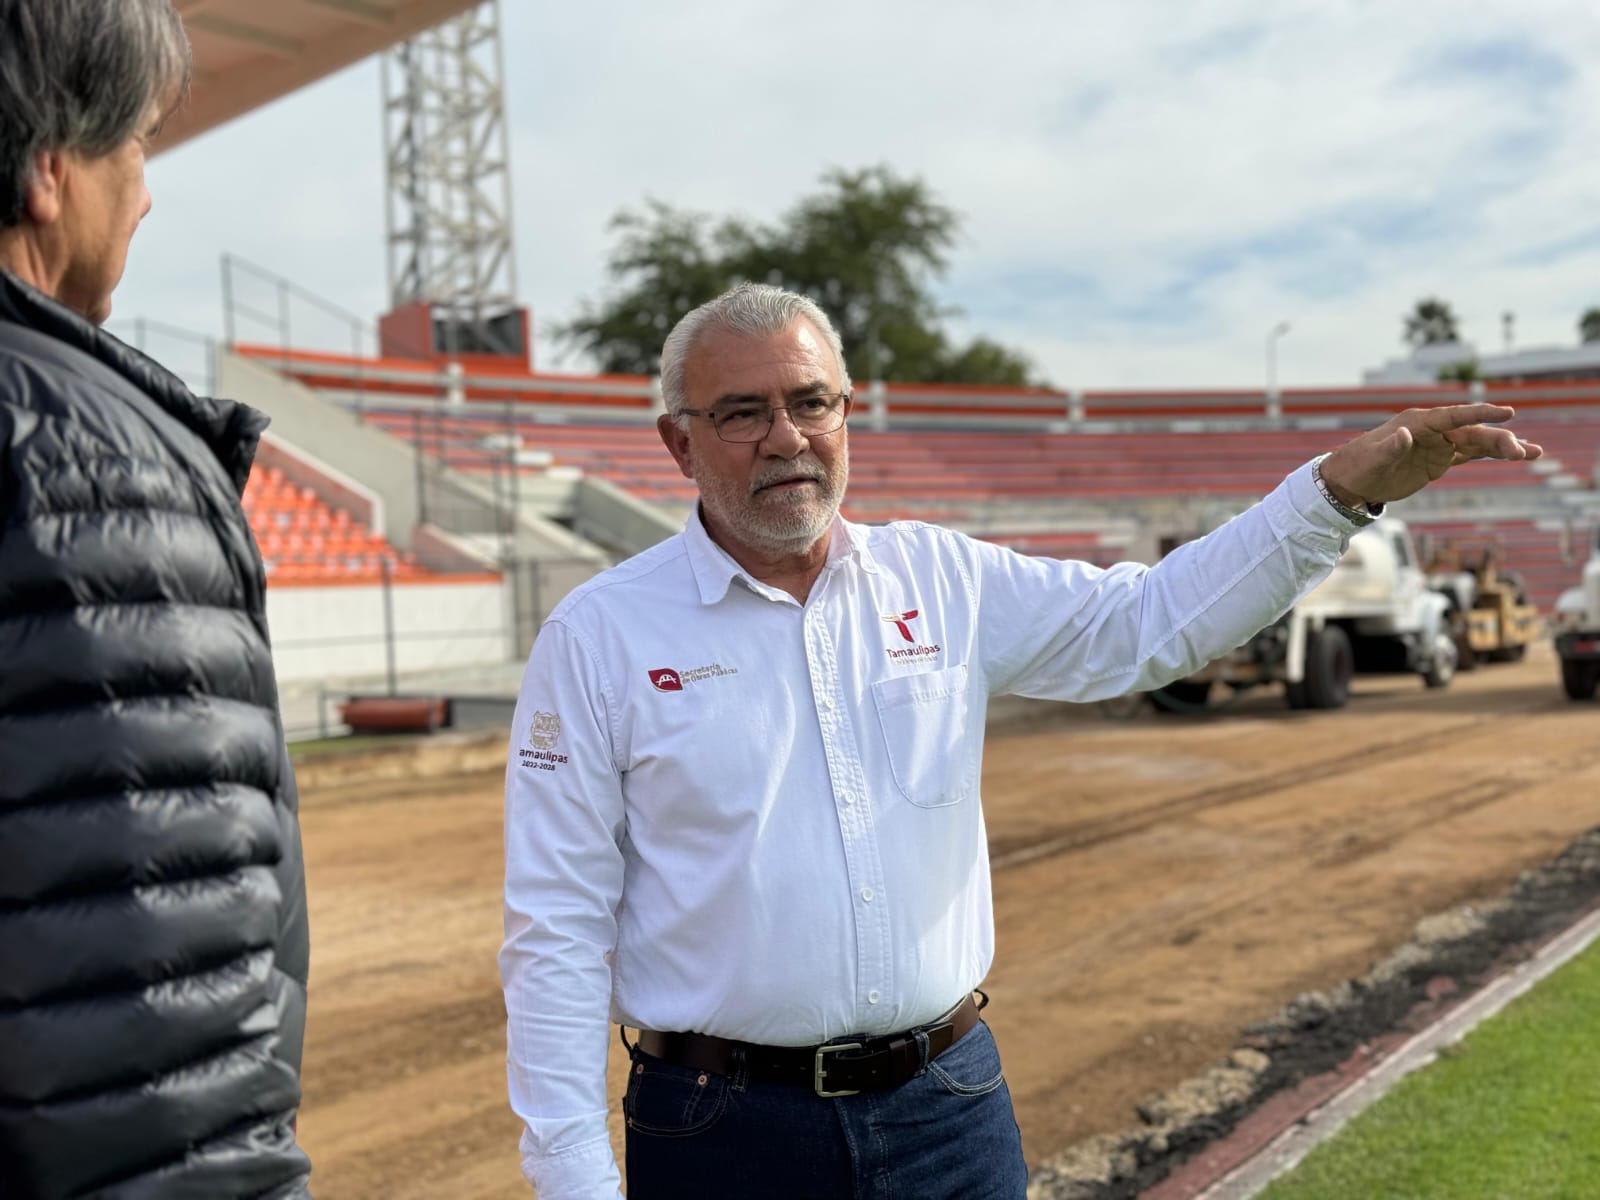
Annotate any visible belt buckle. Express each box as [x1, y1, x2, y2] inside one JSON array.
[[814, 1041, 863, 1098]]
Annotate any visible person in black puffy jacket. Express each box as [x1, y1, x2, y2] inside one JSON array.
[[0, 1, 313, 1196]]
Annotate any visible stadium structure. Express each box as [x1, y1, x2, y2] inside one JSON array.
[[145, 2, 1600, 736]]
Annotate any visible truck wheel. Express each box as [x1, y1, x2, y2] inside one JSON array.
[[1151, 680, 1212, 714], [1423, 632, 1459, 689], [1562, 659, 1600, 701], [1287, 625, 1352, 710]]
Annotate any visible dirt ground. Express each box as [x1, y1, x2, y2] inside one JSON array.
[[292, 643, 1600, 1199]]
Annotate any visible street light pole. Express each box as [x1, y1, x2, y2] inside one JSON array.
[[1265, 320, 1291, 420]]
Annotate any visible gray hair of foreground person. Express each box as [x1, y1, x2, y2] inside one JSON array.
[[0, 0, 191, 227], [659, 282, 855, 422]]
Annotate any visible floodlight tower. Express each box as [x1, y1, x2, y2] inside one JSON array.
[[380, 0, 528, 364]]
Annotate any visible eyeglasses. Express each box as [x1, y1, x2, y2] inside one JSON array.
[[679, 393, 851, 443]]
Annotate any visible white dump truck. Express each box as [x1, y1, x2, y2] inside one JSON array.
[[1554, 527, 1600, 701], [1149, 516, 1457, 712]]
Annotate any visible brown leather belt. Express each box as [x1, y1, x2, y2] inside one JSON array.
[[634, 993, 983, 1098]]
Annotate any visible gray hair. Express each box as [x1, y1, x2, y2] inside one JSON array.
[[0, 0, 191, 228], [659, 282, 853, 421]]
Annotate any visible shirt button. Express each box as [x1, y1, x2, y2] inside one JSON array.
[[840, 791, 855, 806], [861, 887, 874, 902], [819, 694, 834, 709], [868, 990, 881, 1004]]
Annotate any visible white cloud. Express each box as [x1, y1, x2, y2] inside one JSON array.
[[114, 0, 1600, 390]]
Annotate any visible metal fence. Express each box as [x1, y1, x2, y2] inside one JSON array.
[[396, 403, 533, 532], [501, 553, 602, 659], [112, 253, 1600, 439], [107, 317, 218, 397], [221, 253, 395, 363], [269, 550, 596, 740]]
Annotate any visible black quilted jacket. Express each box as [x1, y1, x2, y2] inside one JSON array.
[[0, 271, 312, 1198]]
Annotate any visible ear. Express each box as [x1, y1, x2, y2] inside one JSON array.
[[657, 413, 695, 480], [22, 149, 67, 225]]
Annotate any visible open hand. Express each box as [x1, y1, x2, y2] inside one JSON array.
[[1318, 404, 1543, 508]]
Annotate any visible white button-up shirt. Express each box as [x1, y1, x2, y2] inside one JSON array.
[[501, 461, 1359, 1198]]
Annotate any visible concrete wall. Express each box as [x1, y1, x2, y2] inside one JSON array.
[[572, 476, 680, 557], [410, 522, 501, 574], [256, 431, 383, 529], [222, 351, 425, 544], [267, 577, 509, 684]]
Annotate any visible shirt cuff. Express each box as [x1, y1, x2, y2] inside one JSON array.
[[1282, 459, 1372, 538], [522, 1131, 623, 1200]]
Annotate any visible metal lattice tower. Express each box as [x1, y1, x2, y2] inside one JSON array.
[[382, 0, 519, 356]]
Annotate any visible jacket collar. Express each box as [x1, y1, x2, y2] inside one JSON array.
[[0, 270, 268, 493]]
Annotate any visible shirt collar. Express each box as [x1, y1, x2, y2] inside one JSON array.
[[682, 505, 878, 605]]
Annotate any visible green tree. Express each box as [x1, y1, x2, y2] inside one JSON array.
[[560, 166, 1039, 385], [1436, 358, 1481, 383], [1579, 306, 1600, 344], [1403, 297, 1461, 347], [935, 337, 1037, 387], [554, 202, 746, 377]]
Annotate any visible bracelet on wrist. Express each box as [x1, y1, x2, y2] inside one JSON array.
[[1312, 454, 1384, 526]]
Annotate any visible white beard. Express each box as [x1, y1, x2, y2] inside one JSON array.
[[693, 441, 849, 557]]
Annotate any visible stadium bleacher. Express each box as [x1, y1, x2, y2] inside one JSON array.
[[362, 409, 1582, 498], [239, 344, 1600, 611], [353, 406, 1598, 599], [243, 464, 440, 584]]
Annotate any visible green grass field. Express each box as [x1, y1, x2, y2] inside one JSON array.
[[1257, 937, 1600, 1200]]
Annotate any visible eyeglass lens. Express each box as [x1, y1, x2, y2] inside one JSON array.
[[714, 395, 846, 442]]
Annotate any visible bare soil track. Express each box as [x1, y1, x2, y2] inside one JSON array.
[[292, 644, 1600, 1198]]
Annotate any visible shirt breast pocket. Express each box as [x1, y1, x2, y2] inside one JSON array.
[[870, 663, 975, 809]]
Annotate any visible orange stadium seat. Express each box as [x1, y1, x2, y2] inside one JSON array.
[[242, 464, 471, 586]]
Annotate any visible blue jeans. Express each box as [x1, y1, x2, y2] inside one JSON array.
[[623, 1020, 1027, 1199]]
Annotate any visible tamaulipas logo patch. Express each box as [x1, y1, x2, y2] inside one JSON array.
[[519, 711, 568, 772], [882, 608, 942, 661]]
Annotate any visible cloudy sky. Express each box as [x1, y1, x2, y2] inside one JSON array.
[[114, 0, 1600, 391]]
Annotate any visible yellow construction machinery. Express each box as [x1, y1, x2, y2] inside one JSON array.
[[1426, 542, 1542, 668]]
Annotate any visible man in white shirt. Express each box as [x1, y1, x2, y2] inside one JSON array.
[[500, 283, 1539, 1200]]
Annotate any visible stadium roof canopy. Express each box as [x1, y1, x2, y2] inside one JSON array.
[[156, 0, 482, 154]]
